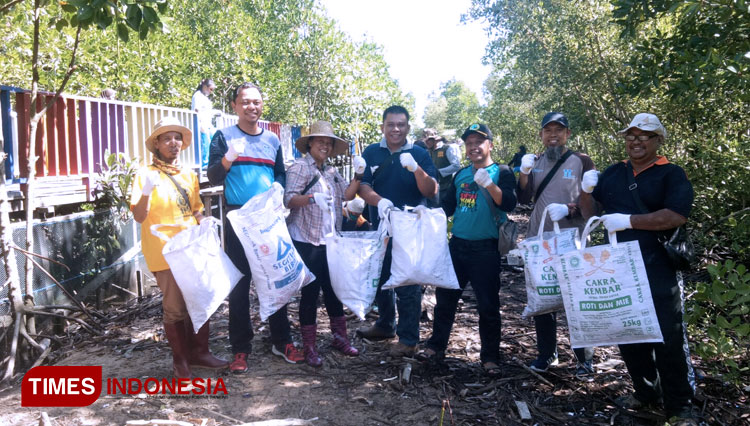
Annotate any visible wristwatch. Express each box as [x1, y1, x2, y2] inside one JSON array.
[[308, 194, 315, 205]]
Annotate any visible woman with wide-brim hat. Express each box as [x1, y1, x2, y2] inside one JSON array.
[[131, 116, 228, 378], [283, 120, 366, 367]]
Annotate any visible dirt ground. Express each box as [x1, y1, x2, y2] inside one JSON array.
[[0, 213, 747, 426]]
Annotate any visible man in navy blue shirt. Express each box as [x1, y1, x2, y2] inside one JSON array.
[[355, 105, 438, 357]]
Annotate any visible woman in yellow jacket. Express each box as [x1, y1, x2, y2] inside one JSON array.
[[130, 117, 227, 378]]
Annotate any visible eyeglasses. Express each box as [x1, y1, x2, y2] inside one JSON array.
[[624, 134, 658, 142]]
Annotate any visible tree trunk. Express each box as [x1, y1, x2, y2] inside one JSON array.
[[23, 0, 43, 340]]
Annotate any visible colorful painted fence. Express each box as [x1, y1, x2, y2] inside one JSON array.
[[0, 85, 304, 192]]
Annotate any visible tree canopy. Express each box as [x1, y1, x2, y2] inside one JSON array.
[[0, 0, 412, 144], [468, 0, 750, 264]]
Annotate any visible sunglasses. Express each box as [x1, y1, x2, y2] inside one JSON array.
[[624, 134, 658, 142]]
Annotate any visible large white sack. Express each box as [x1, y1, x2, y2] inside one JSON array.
[[382, 206, 459, 290], [152, 217, 243, 333], [226, 182, 315, 321], [517, 205, 580, 318], [556, 217, 664, 348], [325, 222, 388, 320]]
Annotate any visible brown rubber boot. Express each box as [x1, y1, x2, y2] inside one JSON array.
[[185, 319, 229, 370], [163, 320, 192, 379]]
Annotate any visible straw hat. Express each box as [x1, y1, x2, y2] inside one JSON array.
[[145, 117, 192, 154], [295, 121, 349, 157]]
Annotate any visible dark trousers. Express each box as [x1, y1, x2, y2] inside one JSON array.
[[618, 264, 694, 418], [533, 312, 592, 363], [373, 242, 423, 346], [425, 237, 502, 364], [293, 240, 344, 326], [225, 212, 290, 353]]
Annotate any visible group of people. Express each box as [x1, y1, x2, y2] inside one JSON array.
[[130, 80, 696, 424]]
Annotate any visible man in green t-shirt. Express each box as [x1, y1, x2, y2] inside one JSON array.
[[417, 124, 516, 377]]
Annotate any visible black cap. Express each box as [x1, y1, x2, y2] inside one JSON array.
[[541, 112, 569, 129], [461, 123, 493, 141]]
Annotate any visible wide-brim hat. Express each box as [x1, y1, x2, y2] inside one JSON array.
[[295, 120, 349, 157], [618, 113, 667, 139], [145, 117, 192, 154]]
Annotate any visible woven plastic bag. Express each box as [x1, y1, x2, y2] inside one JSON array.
[[517, 205, 580, 318], [151, 217, 243, 333], [326, 222, 388, 320], [556, 217, 663, 348], [226, 183, 315, 320], [382, 206, 459, 290]]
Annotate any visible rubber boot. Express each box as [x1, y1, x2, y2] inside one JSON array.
[[163, 320, 192, 379], [330, 316, 359, 356], [301, 324, 322, 367], [185, 318, 229, 370]]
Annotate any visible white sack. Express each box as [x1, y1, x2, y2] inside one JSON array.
[[226, 183, 315, 321], [556, 217, 664, 348], [325, 223, 388, 320], [517, 205, 580, 318], [382, 206, 459, 290], [152, 217, 243, 333]]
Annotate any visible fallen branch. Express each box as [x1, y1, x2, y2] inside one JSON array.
[[514, 358, 554, 387], [25, 309, 102, 336], [15, 248, 100, 327], [202, 408, 243, 424], [125, 420, 193, 426], [235, 418, 318, 426], [11, 244, 70, 272], [28, 338, 51, 370]]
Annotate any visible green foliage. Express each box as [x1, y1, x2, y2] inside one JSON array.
[[424, 79, 483, 136], [0, 0, 410, 146], [685, 260, 750, 384], [468, 0, 634, 164], [468, 0, 750, 265], [81, 150, 139, 257]]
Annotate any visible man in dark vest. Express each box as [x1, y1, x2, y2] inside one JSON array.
[[425, 133, 462, 204]]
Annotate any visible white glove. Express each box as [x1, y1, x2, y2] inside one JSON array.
[[224, 141, 245, 162], [520, 154, 536, 175], [312, 192, 331, 211], [581, 170, 599, 193], [352, 155, 366, 175], [377, 198, 394, 219], [473, 168, 493, 188], [141, 170, 160, 196], [400, 153, 418, 173], [601, 214, 632, 232], [547, 203, 569, 222]]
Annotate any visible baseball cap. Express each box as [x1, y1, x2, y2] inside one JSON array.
[[618, 113, 667, 138], [461, 123, 493, 141], [541, 112, 569, 129]]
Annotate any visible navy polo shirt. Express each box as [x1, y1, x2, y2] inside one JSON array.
[[592, 158, 693, 265], [360, 139, 438, 226]]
